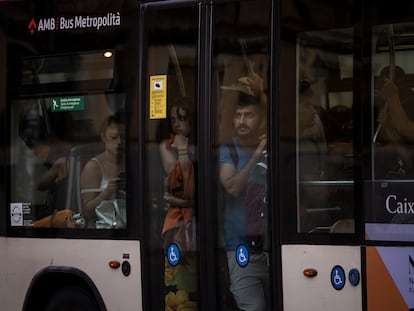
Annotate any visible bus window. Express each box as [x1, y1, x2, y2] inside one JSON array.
[[367, 22, 414, 240], [297, 28, 355, 233], [9, 90, 126, 229]]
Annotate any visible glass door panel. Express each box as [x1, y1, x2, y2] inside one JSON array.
[[143, 5, 199, 311], [212, 1, 272, 310], [144, 1, 274, 310]]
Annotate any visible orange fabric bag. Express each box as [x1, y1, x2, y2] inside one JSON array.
[[32, 209, 76, 228], [162, 160, 195, 251]]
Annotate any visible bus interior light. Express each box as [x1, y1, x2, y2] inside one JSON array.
[[103, 51, 113, 58]]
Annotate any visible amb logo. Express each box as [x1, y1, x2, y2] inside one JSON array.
[[27, 18, 37, 34], [27, 13, 121, 34], [28, 17, 57, 34]]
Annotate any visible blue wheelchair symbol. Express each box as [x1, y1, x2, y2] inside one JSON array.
[[331, 265, 346, 290], [167, 243, 180, 266], [236, 245, 249, 267]]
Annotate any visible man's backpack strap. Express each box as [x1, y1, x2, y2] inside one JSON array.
[[227, 142, 239, 167]]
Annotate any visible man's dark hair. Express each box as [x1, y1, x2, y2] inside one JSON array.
[[238, 92, 261, 107]]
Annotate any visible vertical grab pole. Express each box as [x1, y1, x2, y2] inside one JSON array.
[[388, 24, 395, 81], [373, 24, 395, 143]]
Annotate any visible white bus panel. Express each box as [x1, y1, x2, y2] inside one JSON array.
[[282, 244, 362, 311], [1, 238, 142, 311]]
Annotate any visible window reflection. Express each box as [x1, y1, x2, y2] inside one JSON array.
[[80, 112, 126, 228], [373, 24, 414, 181], [367, 23, 414, 240], [10, 94, 126, 229]]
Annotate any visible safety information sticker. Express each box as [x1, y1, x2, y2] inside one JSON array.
[[10, 202, 32, 226], [149, 75, 167, 119]]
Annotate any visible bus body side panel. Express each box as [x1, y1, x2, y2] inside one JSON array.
[[4, 238, 141, 311], [282, 244, 362, 311], [366, 246, 414, 311], [0, 238, 6, 308]]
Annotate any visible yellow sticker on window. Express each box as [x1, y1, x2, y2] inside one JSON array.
[[149, 75, 167, 119]]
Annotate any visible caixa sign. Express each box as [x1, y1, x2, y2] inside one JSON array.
[[27, 12, 121, 34], [365, 180, 414, 223]]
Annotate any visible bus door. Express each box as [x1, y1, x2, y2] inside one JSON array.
[[141, 0, 274, 310], [0, 4, 7, 306], [279, 1, 362, 310], [0, 0, 6, 227]]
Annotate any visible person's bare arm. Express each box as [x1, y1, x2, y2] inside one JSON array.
[[163, 192, 194, 208], [220, 138, 266, 197], [159, 140, 177, 175], [80, 161, 117, 223], [171, 134, 190, 172], [381, 120, 414, 169], [381, 78, 414, 139], [37, 162, 59, 190], [161, 135, 194, 207]]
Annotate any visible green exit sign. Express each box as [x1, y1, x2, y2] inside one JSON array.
[[51, 96, 85, 112]]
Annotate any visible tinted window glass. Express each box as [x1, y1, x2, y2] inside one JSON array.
[[297, 28, 355, 234], [367, 22, 414, 241], [9, 92, 126, 229]]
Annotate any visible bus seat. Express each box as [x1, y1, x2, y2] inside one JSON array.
[[329, 218, 355, 233], [65, 143, 104, 217]]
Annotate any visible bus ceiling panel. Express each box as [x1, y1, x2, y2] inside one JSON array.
[[376, 23, 414, 52], [213, 36, 269, 55], [141, 0, 199, 10], [7, 0, 138, 16], [281, 0, 356, 33], [18, 50, 117, 96], [298, 29, 354, 54], [373, 0, 414, 25]]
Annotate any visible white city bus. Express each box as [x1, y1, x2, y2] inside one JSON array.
[[1, 0, 414, 310]]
